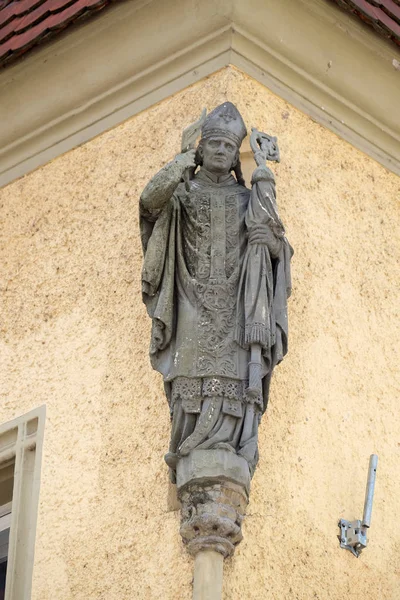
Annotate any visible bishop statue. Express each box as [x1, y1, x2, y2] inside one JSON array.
[[140, 102, 292, 489]]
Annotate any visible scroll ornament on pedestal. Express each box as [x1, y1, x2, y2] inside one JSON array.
[[140, 102, 292, 592]]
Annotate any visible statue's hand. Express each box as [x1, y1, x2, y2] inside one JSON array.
[[248, 224, 275, 245], [174, 149, 197, 173], [248, 224, 282, 256], [141, 150, 196, 211]]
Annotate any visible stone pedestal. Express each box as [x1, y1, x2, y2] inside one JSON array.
[[177, 450, 250, 558]]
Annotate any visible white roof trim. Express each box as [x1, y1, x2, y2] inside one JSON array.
[[0, 0, 399, 188]]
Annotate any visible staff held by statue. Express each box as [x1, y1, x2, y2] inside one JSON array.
[[243, 127, 286, 402]]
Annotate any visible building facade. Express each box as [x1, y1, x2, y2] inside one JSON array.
[[0, 1, 399, 598]]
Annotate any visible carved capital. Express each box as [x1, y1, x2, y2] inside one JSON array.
[[177, 450, 250, 558]]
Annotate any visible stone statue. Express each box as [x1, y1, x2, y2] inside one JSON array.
[[140, 102, 292, 558]]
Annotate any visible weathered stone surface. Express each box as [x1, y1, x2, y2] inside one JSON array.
[[179, 478, 248, 558], [177, 450, 250, 557], [140, 101, 292, 558], [176, 449, 251, 494]]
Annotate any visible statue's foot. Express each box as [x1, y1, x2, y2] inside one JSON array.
[[164, 452, 179, 469]]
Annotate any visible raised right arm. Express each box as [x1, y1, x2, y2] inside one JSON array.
[[140, 150, 196, 213]]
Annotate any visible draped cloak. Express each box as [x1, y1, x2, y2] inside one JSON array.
[[140, 166, 292, 416]]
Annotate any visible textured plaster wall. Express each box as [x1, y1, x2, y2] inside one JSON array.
[[0, 67, 399, 599]]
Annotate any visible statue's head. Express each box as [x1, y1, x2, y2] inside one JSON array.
[[196, 102, 246, 176]]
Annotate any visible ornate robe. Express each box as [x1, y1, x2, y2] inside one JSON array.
[[140, 165, 291, 475]]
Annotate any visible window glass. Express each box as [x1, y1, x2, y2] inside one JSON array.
[[0, 463, 14, 507]]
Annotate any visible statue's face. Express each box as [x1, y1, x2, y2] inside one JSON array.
[[200, 136, 239, 174]]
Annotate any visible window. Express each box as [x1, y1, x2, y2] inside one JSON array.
[[0, 407, 45, 599], [0, 460, 14, 600]]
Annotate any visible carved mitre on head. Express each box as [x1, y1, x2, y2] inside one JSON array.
[[201, 102, 247, 148]]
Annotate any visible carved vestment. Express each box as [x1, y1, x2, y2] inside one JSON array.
[[140, 165, 291, 474]]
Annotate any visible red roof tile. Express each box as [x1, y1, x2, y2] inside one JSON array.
[[1, 0, 399, 70], [0, 0, 45, 29], [331, 0, 400, 46], [0, 0, 115, 67]]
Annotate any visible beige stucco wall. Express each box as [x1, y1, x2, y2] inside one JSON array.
[[0, 66, 399, 599]]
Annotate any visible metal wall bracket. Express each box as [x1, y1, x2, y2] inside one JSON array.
[[339, 519, 367, 557], [339, 455, 378, 558]]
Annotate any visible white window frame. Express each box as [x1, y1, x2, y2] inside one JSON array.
[[0, 406, 46, 600], [0, 501, 12, 565]]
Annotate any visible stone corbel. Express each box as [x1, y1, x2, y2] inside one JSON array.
[[177, 450, 250, 599]]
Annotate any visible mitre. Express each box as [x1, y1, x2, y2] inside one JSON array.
[[201, 102, 247, 147]]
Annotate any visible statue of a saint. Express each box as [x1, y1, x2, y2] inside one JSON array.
[[140, 102, 292, 484]]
